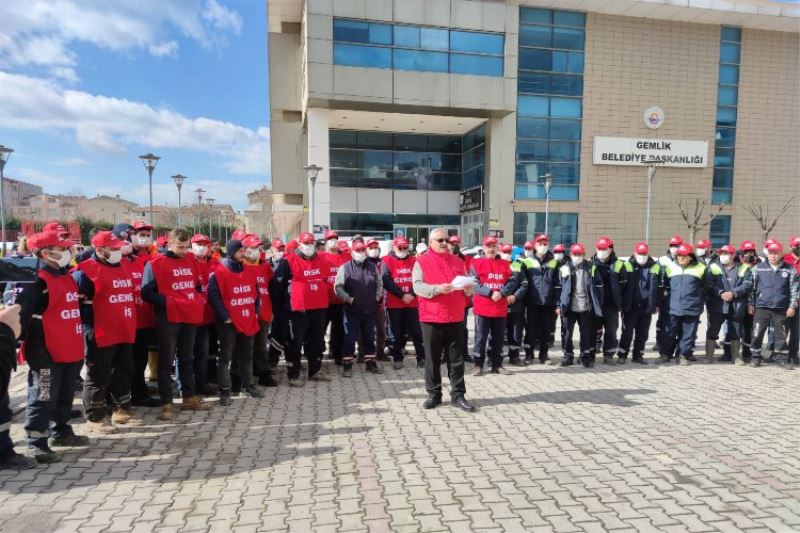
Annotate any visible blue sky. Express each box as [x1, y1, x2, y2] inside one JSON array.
[[0, 0, 270, 211]]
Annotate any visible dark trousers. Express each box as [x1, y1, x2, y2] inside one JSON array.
[[154, 309, 197, 404], [788, 311, 799, 357], [131, 327, 154, 400], [563, 310, 594, 362], [83, 335, 133, 421], [655, 306, 669, 348], [525, 305, 556, 361], [741, 313, 754, 358], [473, 315, 506, 369], [505, 311, 524, 358], [326, 304, 344, 363], [217, 322, 255, 393], [664, 315, 700, 357], [706, 312, 726, 341], [25, 361, 81, 445], [421, 321, 466, 400], [618, 308, 652, 359], [269, 311, 291, 368], [388, 308, 425, 363], [0, 390, 11, 457], [375, 302, 386, 356], [288, 308, 327, 379], [253, 320, 271, 378], [752, 308, 790, 361], [594, 307, 620, 356], [345, 311, 376, 360], [177, 325, 211, 393]]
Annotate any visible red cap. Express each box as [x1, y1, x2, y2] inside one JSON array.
[[91, 230, 124, 250], [337, 240, 350, 252], [242, 234, 262, 247], [533, 234, 549, 244], [669, 235, 684, 246], [29, 231, 71, 250], [740, 240, 755, 252], [323, 230, 338, 240], [231, 229, 248, 241], [570, 243, 585, 255], [790, 236, 800, 248], [552, 244, 566, 253], [676, 244, 693, 256], [42, 221, 69, 238], [271, 239, 285, 249], [366, 239, 379, 248], [523, 240, 534, 250], [767, 240, 784, 253], [500, 244, 513, 253], [352, 241, 366, 252], [191, 234, 210, 245], [765, 238, 777, 248], [156, 236, 168, 247], [696, 239, 711, 249], [718, 244, 735, 255], [393, 236, 409, 248], [131, 220, 153, 231], [598, 236, 614, 247], [482, 236, 498, 246], [595, 237, 612, 250], [299, 232, 315, 244], [634, 242, 649, 255], [448, 235, 461, 245]]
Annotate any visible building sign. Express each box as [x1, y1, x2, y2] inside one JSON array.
[[593, 137, 708, 168], [488, 229, 504, 238], [460, 186, 483, 213], [643, 106, 665, 129]]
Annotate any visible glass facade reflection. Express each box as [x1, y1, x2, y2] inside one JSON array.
[[513, 212, 578, 246], [712, 27, 741, 205]]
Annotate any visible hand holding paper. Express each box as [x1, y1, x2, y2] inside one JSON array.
[[451, 275, 477, 290]]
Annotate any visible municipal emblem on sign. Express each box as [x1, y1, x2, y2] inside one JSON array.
[[644, 106, 664, 129]]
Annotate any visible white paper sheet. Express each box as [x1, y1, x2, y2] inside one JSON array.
[[451, 275, 477, 289]]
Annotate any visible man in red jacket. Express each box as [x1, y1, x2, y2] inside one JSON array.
[[470, 236, 518, 376], [320, 230, 348, 366], [73, 231, 139, 432], [785, 236, 800, 365], [412, 228, 476, 412], [242, 234, 277, 387], [382, 237, 426, 370]]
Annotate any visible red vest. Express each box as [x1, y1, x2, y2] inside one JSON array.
[[383, 254, 418, 309], [150, 254, 206, 324], [286, 252, 330, 311], [128, 254, 154, 329], [246, 262, 273, 322], [416, 251, 467, 323], [30, 269, 84, 363], [213, 263, 260, 336], [195, 257, 218, 326], [471, 257, 512, 318], [322, 252, 349, 304], [78, 259, 137, 347]]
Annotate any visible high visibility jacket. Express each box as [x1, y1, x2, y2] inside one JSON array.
[[591, 254, 632, 310], [149, 254, 206, 324], [127, 254, 154, 329], [664, 261, 717, 317], [558, 262, 604, 318], [520, 253, 559, 307], [285, 251, 330, 311], [212, 261, 260, 335], [623, 258, 661, 314]]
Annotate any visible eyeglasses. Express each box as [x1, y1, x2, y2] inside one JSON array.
[[432, 238, 447, 243], [396, 247, 408, 251]]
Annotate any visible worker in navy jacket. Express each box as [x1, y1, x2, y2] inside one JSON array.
[[711, 245, 753, 365], [558, 243, 604, 368], [520, 234, 560, 365], [590, 237, 632, 365], [617, 243, 660, 365]]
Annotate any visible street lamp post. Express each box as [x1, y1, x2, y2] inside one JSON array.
[[195, 188, 205, 232], [139, 153, 161, 226], [303, 164, 322, 234], [218, 210, 223, 242], [645, 163, 658, 244], [171, 174, 186, 228], [541, 172, 554, 236], [0, 145, 14, 256], [206, 198, 215, 241]]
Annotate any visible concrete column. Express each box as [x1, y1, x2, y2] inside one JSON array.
[[486, 113, 517, 241], [306, 108, 331, 230]]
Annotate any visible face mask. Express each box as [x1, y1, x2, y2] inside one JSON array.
[[524, 250, 534, 258], [416, 244, 427, 254], [744, 253, 757, 264], [121, 243, 133, 256], [535, 244, 548, 256], [325, 239, 337, 250], [352, 252, 366, 263], [245, 248, 260, 261], [367, 248, 380, 259], [696, 248, 707, 257], [500, 253, 512, 261], [395, 249, 408, 259], [273, 251, 284, 261], [719, 254, 732, 265], [299, 244, 315, 256], [49, 249, 72, 268], [669, 246, 678, 257], [192, 244, 208, 258], [135, 235, 152, 247], [635, 254, 648, 265], [763, 249, 769, 257], [596, 250, 610, 261], [106, 250, 123, 265], [571, 256, 584, 266], [553, 253, 564, 261]]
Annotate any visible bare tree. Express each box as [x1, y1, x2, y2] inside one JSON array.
[[677, 199, 724, 244], [65, 187, 86, 198], [743, 197, 795, 242]]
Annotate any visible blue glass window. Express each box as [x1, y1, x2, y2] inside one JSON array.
[[553, 11, 585, 28], [333, 19, 392, 44], [550, 97, 581, 118], [394, 49, 448, 72], [394, 26, 420, 48], [712, 189, 733, 205], [450, 31, 504, 54], [721, 27, 741, 42], [718, 86, 738, 106], [716, 106, 737, 127], [514, 212, 578, 246], [421, 28, 448, 50], [549, 119, 581, 141], [334, 43, 391, 68], [519, 48, 552, 71], [714, 148, 735, 167], [450, 54, 503, 76], [520, 8, 552, 24], [715, 127, 735, 148], [713, 168, 734, 189], [710, 216, 732, 248], [520, 25, 551, 48], [719, 64, 739, 84], [518, 95, 549, 116], [517, 117, 549, 139], [552, 28, 584, 50], [720, 43, 740, 64]]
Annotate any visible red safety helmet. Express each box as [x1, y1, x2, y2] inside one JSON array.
[[595, 237, 612, 250], [28, 231, 71, 250], [523, 240, 534, 250], [366, 239, 380, 248], [448, 235, 461, 245], [669, 235, 684, 246], [552, 244, 566, 253], [271, 239, 285, 249], [676, 244, 693, 256], [696, 239, 711, 249], [91, 230, 124, 250], [740, 240, 756, 252], [766, 240, 784, 253], [500, 243, 513, 254], [570, 243, 585, 255], [634, 242, 649, 255], [393, 236, 409, 248], [482, 236, 498, 246], [191, 234, 210, 245], [533, 234, 549, 244], [131, 220, 153, 232], [298, 232, 315, 244], [789, 236, 800, 248], [718, 244, 735, 255], [323, 230, 338, 240]]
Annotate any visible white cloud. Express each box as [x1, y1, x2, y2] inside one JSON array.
[[54, 157, 91, 167], [0, 71, 269, 176], [202, 0, 243, 34]]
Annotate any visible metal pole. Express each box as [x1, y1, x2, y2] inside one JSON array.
[[309, 180, 315, 233], [645, 164, 657, 243], [544, 189, 551, 236], [0, 163, 6, 257], [177, 186, 182, 227], [147, 166, 154, 227]]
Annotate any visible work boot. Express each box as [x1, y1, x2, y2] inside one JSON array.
[[423, 394, 442, 409], [147, 350, 158, 382], [365, 360, 384, 374], [491, 366, 511, 375], [257, 373, 278, 387], [342, 362, 353, 378], [157, 404, 173, 421], [654, 355, 671, 364], [751, 357, 762, 368], [704, 339, 716, 364], [0, 451, 37, 470], [523, 356, 533, 366], [560, 356, 574, 367], [392, 360, 403, 370], [288, 377, 303, 387], [603, 355, 616, 365], [181, 396, 211, 411], [51, 433, 90, 447], [309, 372, 331, 382], [631, 356, 648, 365], [509, 356, 525, 367], [112, 407, 142, 426], [244, 386, 264, 398], [472, 366, 483, 376], [580, 358, 594, 368], [416, 359, 424, 369], [617, 356, 627, 365], [219, 392, 232, 406], [85, 418, 116, 434], [27, 443, 60, 464], [199, 383, 219, 395]]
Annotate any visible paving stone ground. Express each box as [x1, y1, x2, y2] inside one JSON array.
[[0, 318, 798, 533]]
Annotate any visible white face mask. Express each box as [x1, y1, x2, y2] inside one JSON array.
[[669, 246, 679, 257], [500, 253, 512, 261], [395, 249, 408, 259], [299, 243, 315, 256], [272, 250, 284, 261], [367, 248, 380, 258], [719, 254, 732, 265], [416, 244, 427, 254], [524, 250, 534, 258], [696, 248, 707, 257], [192, 244, 208, 258], [535, 244, 548, 256], [106, 250, 123, 265], [121, 243, 133, 256], [135, 235, 152, 247], [325, 239, 337, 250], [352, 251, 366, 263], [553, 253, 564, 261], [245, 248, 260, 261], [48, 249, 72, 268], [596, 249, 611, 261], [571, 256, 584, 266], [635, 254, 649, 265], [763, 248, 769, 257]]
